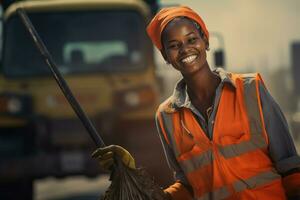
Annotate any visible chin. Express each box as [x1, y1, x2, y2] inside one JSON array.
[[182, 67, 202, 76], [191, 63, 205, 72]]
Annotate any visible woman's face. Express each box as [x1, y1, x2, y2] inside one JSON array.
[[161, 18, 208, 76]]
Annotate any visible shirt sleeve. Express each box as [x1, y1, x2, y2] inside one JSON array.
[[155, 112, 190, 185], [259, 82, 300, 174]]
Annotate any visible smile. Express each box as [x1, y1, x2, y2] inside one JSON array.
[[181, 55, 197, 63]]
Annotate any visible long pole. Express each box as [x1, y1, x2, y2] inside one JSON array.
[[16, 8, 105, 148]]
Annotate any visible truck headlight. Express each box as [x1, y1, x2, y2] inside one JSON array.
[[0, 93, 32, 116], [7, 97, 23, 113], [124, 91, 140, 107], [114, 86, 157, 110]]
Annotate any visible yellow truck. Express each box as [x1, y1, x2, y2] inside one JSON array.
[[0, 0, 172, 199]]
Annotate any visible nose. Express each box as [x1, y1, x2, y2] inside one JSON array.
[[179, 42, 191, 54]]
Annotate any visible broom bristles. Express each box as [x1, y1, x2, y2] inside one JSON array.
[[102, 158, 167, 200]]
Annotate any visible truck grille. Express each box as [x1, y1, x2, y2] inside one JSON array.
[[49, 119, 94, 148]]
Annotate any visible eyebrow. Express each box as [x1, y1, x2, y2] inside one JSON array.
[[167, 39, 177, 43], [185, 32, 195, 36], [167, 32, 196, 43]]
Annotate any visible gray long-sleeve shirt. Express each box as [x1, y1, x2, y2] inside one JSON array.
[[155, 68, 300, 185]]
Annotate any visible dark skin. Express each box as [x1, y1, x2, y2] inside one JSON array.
[[161, 18, 220, 121]]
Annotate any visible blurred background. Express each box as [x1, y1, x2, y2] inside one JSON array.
[[0, 0, 299, 199]]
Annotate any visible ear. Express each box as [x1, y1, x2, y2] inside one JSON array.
[[203, 35, 209, 50]]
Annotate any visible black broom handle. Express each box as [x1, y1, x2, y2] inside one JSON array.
[[16, 8, 105, 148]]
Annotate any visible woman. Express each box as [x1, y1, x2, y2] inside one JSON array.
[[93, 6, 300, 200]]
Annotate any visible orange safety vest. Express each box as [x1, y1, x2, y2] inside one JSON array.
[[156, 73, 287, 200]]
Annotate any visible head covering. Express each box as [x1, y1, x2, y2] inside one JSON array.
[[146, 6, 209, 50]]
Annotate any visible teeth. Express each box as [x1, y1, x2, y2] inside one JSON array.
[[181, 55, 197, 63]]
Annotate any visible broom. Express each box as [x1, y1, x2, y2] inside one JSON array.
[[16, 8, 168, 200]]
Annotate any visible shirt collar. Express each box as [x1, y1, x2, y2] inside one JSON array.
[[215, 67, 236, 87], [170, 67, 236, 109]]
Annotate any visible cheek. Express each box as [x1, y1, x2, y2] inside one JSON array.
[[166, 52, 181, 69], [198, 45, 207, 58], [196, 42, 206, 51], [166, 51, 178, 62], [202, 48, 207, 56]]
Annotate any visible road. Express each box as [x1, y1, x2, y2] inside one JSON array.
[[34, 175, 110, 200]]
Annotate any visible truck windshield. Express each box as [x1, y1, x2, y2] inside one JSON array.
[[2, 10, 149, 77]]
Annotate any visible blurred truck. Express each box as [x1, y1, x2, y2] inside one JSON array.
[[0, 0, 173, 199]]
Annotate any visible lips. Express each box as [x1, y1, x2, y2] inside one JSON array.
[[180, 55, 198, 64]]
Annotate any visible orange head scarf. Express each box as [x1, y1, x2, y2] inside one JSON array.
[[146, 6, 209, 50]]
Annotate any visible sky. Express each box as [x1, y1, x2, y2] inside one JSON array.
[[159, 0, 300, 73]]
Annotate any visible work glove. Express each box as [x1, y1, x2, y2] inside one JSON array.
[[91, 145, 136, 171]]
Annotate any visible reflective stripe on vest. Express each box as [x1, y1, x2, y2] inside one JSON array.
[[160, 111, 181, 157], [195, 170, 281, 200], [233, 170, 281, 192]]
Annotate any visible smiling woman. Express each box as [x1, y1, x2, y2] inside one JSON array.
[[148, 6, 300, 200], [160, 17, 209, 77]]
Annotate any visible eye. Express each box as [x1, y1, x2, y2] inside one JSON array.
[[188, 37, 198, 44], [167, 43, 180, 50]]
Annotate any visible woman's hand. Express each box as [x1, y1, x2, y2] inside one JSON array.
[[91, 145, 136, 170]]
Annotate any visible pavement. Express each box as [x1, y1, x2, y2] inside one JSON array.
[[34, 175, 110, 200]]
